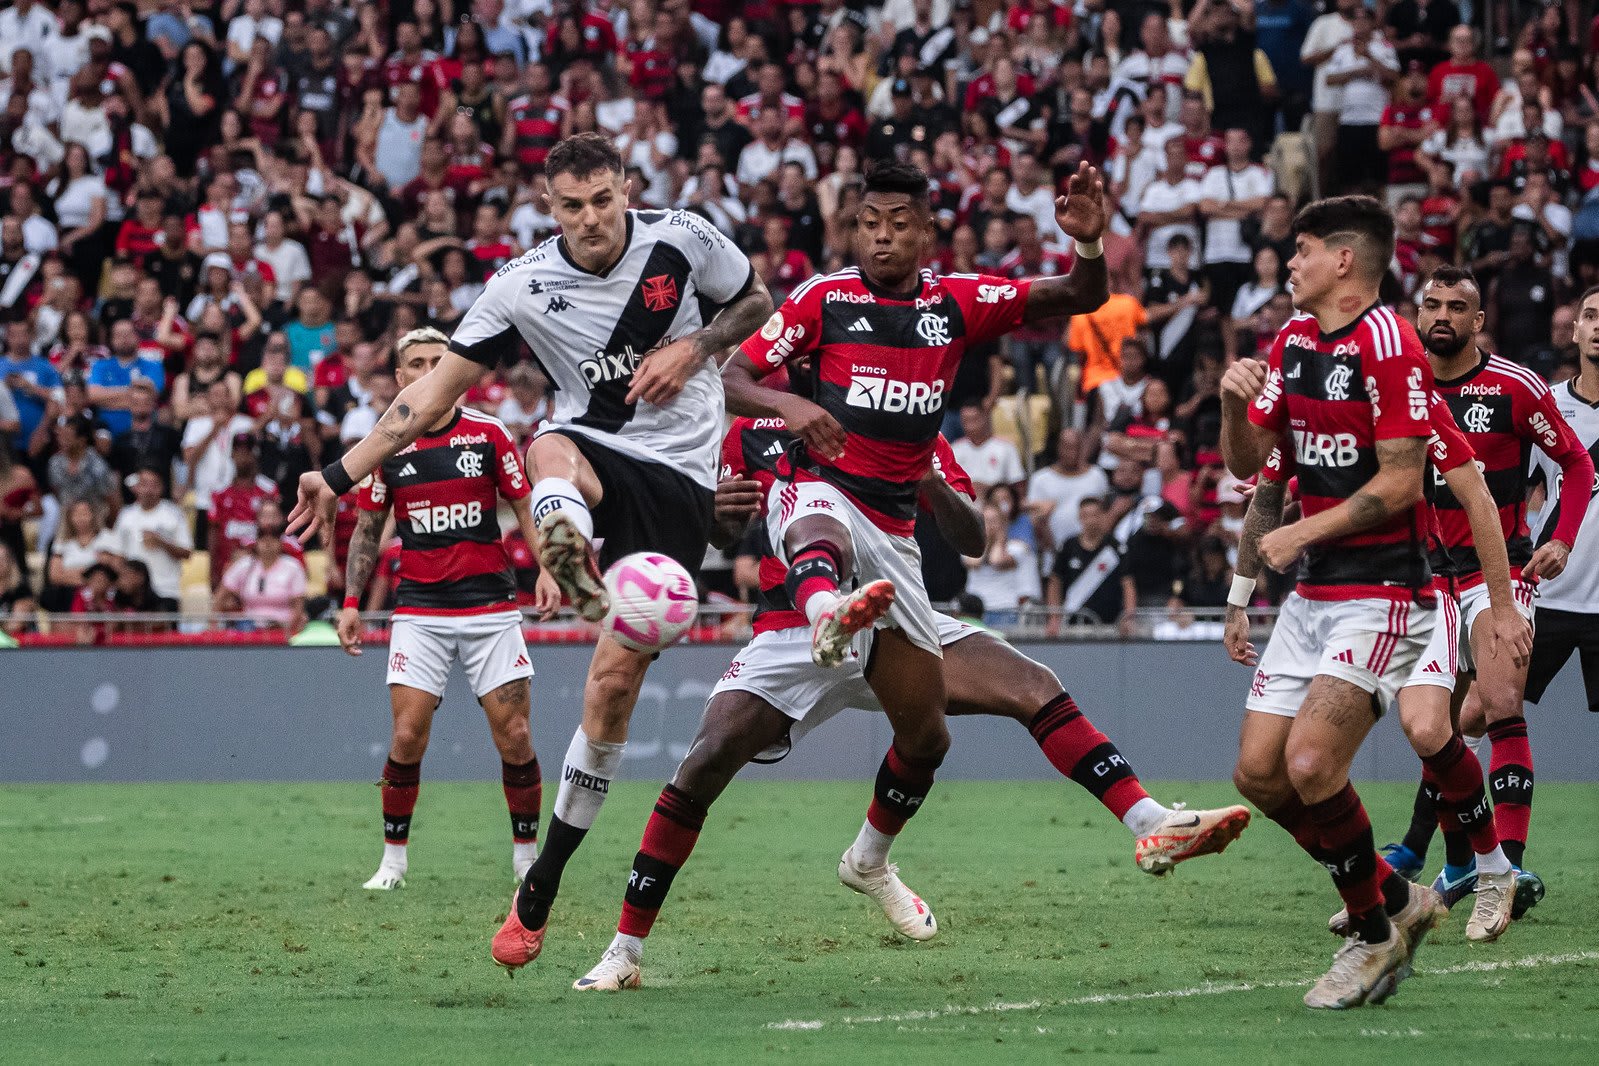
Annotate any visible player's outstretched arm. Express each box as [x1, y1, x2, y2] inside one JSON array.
[[1258, 436, 1427, 572], [1223, 477, 1287, 666], [1022, 162, 1110, 324], [722, 351, 846, 460], [1218, 358, 1278, 479], [288, 351, 481, 539], [1443, 459, 1533, 668], [921, 471, 984, 557], [338, 506, 387, 656], [626, 275, 773, 406]]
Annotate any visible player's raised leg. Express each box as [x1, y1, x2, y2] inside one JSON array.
[[940, 630, 1249, 873], [839, 628, 947, 941], [575, 689, 793, 991], [527, 432, 609, 621], [779, 507, 894, 668], [366, 683, 439, 890]]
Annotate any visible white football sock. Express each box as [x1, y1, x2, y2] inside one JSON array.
[[1122, 797, 1171, 839], [381, 842, 408, 870], [849, 821, 895, 869], [1463, 732, 1486, 758], [1475, 844, 1513, 876], [551, 728, 625, 831], [608, 932, 645, 960], [513, 840, 538, 872], [532, 477, 594, 540]]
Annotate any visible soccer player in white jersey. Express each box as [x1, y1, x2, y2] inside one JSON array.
[[287, 134, 773, 969], [1525, 286, 1599, 717]]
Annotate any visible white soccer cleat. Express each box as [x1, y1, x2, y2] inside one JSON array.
[[363, 864, 407, 890], [810, 580, 895, 668], [839, 848, 937, 941], [1466, 867, 1516, 943], [573, 946, 642, 991], [537, 511, 609, 622], [1304, 926, 1409, 1009], [1134, 803, 1252, 875]]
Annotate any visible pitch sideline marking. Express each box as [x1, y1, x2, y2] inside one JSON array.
[[764, 950, 1599, 1031]]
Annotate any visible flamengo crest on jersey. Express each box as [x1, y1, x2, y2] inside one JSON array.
[[1531, 378, 1599, 614], [738, 267, 1032, 536], [356, 408, 530, 614], [1249, 305, 1437, 601], [447, 210, 756, 490]]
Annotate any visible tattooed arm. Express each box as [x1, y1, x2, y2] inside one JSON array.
[[1258, 436, 1428, 572], [336, 505, 389, 656], [288, 350, 481, 539], [1224, 476, 1288, 666], [626, 274, 774, 406]]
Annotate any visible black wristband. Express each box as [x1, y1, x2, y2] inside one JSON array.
[[322, 461, 357, 497]]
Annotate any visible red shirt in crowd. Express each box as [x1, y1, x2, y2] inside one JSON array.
[[1421, 191, 1461, 258], [1380, 102, 1436, 185], [964, 71, 1037, 112], [1183, 133, 1225, 180], [1428, 61, 1498, 119], [115, 218, 163, 259], [209, 477, 279, 583]]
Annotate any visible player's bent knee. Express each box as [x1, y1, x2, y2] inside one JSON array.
[[896, 719, 951, 767], [1283, 748, 1344, 804], [1232, 762, 1289, 809]]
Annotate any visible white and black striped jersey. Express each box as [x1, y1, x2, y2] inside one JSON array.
[[448, 209, 756, 489], [1531, 377, 1599, 614]]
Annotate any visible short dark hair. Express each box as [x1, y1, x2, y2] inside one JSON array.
[[863, 161, 930, 210], [1423, 264, 1480, 296], [544, 133, 624, 183], [1578, 284, 1599, 310], [1292, 195, 1394, 282]]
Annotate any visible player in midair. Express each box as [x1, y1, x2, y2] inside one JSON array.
[[1226, 383, 1533, 946], [1523, 287, 1599, 721], [286, 134, 774, 967], [336, 329, 554, 890], [713, 160, 1124, 956], [1381, 268, 1591, 914], [567, 403, 1250, 991], [1218, 195, 1460, 1009]]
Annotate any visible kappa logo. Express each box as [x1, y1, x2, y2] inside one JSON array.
[[396, 462, 417, 478], [916, 312, 951, 346], [456, 450, 484, 478], [1324, 363, 1353, 402], [641, 274, 679, 312], [1463, 401, 1493, 435], [544, 295, 573, 314], [847, 316, 873, 332]]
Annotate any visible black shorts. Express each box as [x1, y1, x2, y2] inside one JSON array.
[[1523, 606, 1599, 711], [550, 430, 715, 582]]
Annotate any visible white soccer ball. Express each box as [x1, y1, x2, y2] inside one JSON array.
[[600, 552, 699, 653]]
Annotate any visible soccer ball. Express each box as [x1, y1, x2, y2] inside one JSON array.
[[600, 552, 699, 653]]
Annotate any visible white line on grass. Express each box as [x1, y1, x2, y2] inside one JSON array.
[[764, 950, 1599, 1031]]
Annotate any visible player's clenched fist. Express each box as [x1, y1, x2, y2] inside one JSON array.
[[1221, 358, 1268, 407], [779, 395, 847, 460], [714, 477, 764, 524]]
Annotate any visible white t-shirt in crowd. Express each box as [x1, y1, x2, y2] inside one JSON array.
[[952, 434, 1026, 492], [226, 13, 284, 54], [1139, 177, 1202, 270], [1302, 12, 1354, 113], [736, 138, 818, 187], [222, 550, 307, 626], [1006, 183, 1066, 245], [52, 529, 119, 575], [1326, 39, 1399, 126], [1199, 163, 1275, 265], [1027, 464, 1110, 547], [255, 239, 312, 303], [112, 500, 193, 600], [181, 414, 254, 511], [340, 403, 383, 444], [1420, 130, 1491, 184], [965, 540, 1041, 612]]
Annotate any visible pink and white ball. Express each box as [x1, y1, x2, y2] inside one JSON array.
[[600, 552, 699, 653]]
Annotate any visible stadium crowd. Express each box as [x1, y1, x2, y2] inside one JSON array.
[[0, 0, 1594, 637]]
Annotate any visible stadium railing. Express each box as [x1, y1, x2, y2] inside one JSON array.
[[0, 605, 1281, 648]]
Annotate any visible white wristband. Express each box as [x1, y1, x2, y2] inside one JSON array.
[[1073, 237, 1103, 260], [1227, 574, 1257, 608]]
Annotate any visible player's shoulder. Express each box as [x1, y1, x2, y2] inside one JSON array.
[[457, 406, 515, 441], [785, 266, 865, 308], [1354, 303, 1419, 361], [486, 237, 561, 284], [1482, 353, 1551, 398], [936, 270, 1021, 305]]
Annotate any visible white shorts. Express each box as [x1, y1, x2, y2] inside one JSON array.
[[385, 609, 534, 699], [1403, 590, 1462, 692], [1246, 593, 1434, 718], [1455, 578, 1536, 675], [711, 614, 985, 754], [766, 479, 942, 656]]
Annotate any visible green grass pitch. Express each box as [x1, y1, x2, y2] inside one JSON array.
[[5, 780, 1597, 1063]]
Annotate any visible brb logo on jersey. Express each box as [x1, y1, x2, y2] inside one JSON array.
[[410, 500, 484, 533], [1463, 401, 1493, 434], [1292, 429, 1360, 468], [846, 365, 946, 415], [641, 274, 679, 312]]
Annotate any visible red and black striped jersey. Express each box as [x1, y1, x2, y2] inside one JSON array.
[[356, 408, 530, 616], [720, 416, 972, 634], [738, 267, 1031, 537], [1429, 351, 1593, 586], [1250, 305, 1438, 601], [507, 94, 566, 170]]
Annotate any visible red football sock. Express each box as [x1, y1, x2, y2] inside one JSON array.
[[502, 756, 542, 845], [1308, 783, 1390, 942], [1422, 735, 1498, 856], [381, 758, 421, 845], [866, 744, 938, 835], [1028, 693, 1149, 820], [785, 543, 842, 620], [618, 784, 707, 939], [1486, 717, 1532, 867]]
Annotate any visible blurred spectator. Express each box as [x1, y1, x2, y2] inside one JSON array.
[[0, 541, 36, 635], [962, 496, 1040, 625], [170, 332, 242, 423], [1228, 247, 1284, 358], [3, 318, 58, 455], [952, 402, 1025, 498], [1487, 227, 1556, 360], [1386, 0, 1461, 70], [498, 363, 550, 445], [111, 466, 191, 610], [182, 382, 255, 544], [216, 499, 306, 631], [1138, 137, 1202, 273], [1026, 428, 1108, 552], [1325, 6, 1399, 194], [1199, 128, 1273, 315], [45, 497, 118, 612], [1174, 535, 1233, 610], [1184, 0, 1278, 151], [1429, 25, 1498, 120], [1464, 181, 1542, 289], [87, 320, 166, 437], [70, 560, 118, 640], [1416, 94, 1490, 188], [48, 413, 119, 523], [1046, 496, 1126, 629], [109, 379, 181, 492], [1378, 62, 1439, 207], [0, 436, 38, 566], [1069, 280, 1149, 406]]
